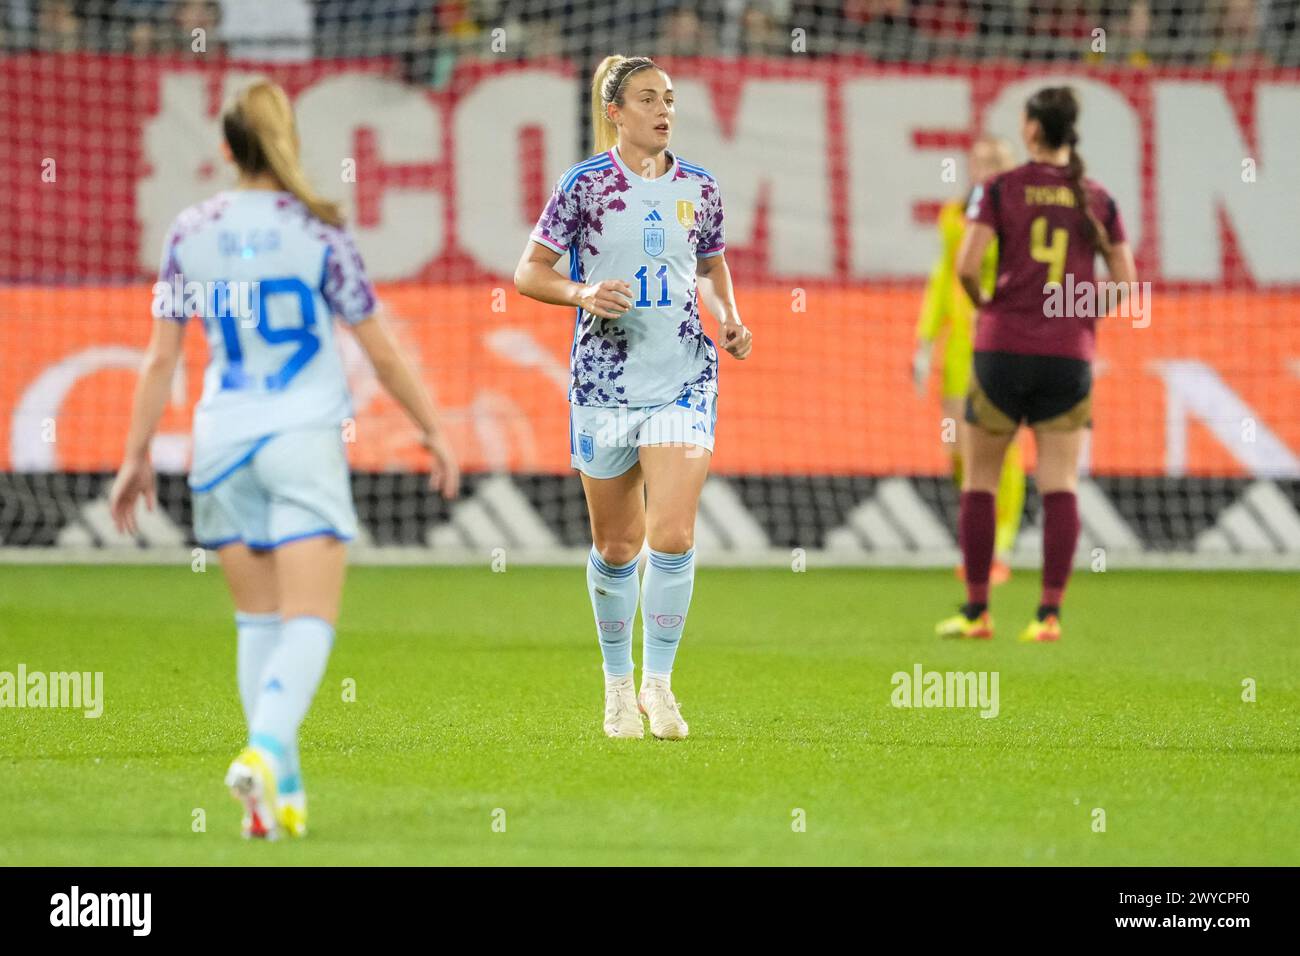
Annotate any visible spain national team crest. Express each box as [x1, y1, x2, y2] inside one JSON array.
[[578, 433, 595, 462], [643, 226, 665, 257], [676, 200, 695, 229]]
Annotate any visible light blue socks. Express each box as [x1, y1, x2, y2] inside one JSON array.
[[235, 611, 280, 724], [587, 548, 639, 677], [248, 615, 333, 793], [641, 548, 695, 678]]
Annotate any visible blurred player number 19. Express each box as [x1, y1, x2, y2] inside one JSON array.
[[211, 276, 320, 392]]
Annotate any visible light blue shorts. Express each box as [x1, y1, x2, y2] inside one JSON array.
[[570, 386, 718, 480], [189, 427, 358, 551]]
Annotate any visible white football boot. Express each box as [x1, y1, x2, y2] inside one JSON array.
[[603, 674, 644, 738], [225, 746, 281, 840], [638, 676, 689, 740]]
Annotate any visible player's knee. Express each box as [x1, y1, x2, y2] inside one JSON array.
[[1036, 474, 1078, 495], [277, 602, 339, 626], [960, 460, 1002, 494], [962, 472, 1001, 494], [962, 445, 1010, 493], [647, 526, 693, 555], [593, 535, 642, 566]]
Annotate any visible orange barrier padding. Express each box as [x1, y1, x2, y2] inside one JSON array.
[[1, 284, 1297, 476]]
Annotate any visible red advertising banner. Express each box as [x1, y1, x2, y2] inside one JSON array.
[[4, 55, 1300, 285], [1, 55, 1297, 476]]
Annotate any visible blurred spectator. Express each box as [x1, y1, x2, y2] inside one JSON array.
[[712, 0, 789, 53], [739, 0, 789, 54], [436, 0, 480, 38], [403, 0, 487, 87], [1150, 0, 1204, 63], [34, 0, 81, 50], [659, 5, 717, 55], [1265, 0, 1300, 65], [514, 12, 567, 58], [1212, 0, 1262, 63], [850, 0, 918, 60], [845, 0, 906, 27], [170, 0, 220, 54], [101, 0, 168, 53], [218, 0, 311, 60], [1020, 0, 1096, 59], [500, 0, 572, 58], [3, 0, 34, 41], [1083, 0, 1146, 64], [316, 0, 425, 57], [0, 0, 1291, 64], [1123, 0, 1154, 64]]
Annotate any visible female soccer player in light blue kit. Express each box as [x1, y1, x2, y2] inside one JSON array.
[[110, 80, 459, 838], [515, 55, 752, 740]]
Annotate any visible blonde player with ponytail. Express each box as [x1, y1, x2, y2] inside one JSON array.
[[110, 80, 459, 839], [516, 56, 752, 740]]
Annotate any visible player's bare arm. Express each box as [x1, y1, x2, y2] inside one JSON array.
[[109, 317, 186, 535], [350, 312, 460, 499], [514, 241, 633, 319], [955, 222, 996, 306], [697, 251, 751, 360], [1099, 240, 1139, 319]]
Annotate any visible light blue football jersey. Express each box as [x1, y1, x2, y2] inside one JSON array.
[[530, 146, 725, 408], [156, 190, 376, 460]]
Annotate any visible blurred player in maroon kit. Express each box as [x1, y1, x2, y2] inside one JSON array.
[[936, 86, 1138, 643]]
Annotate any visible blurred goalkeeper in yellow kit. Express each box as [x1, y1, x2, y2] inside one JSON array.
[[912, 136, 1023, 585]]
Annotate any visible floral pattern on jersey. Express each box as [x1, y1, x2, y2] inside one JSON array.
[[677, 169, 721, 390], [678, 292, 718, 391], [278, 195, 377, 324], [677, 285, 702, 345], [317, 229, 376, 325], [532, 158, 724, 405], [691, 177, 725, 255], [532, 163, 631, 259], [158, 195, 231, 286], [571, 317, 631, 404], [533, 163, 634, 403]]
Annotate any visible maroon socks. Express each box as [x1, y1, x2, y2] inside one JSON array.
[[1040, 490, 1080, 610], [961, 488, 1079, 620], [959, 490, 996, 607]]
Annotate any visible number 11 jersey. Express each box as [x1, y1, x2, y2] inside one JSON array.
[[530, 146, 726, 408]]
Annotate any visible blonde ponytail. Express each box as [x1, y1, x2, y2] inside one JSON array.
[[591, 55, 623, 155], [224, 80, 344, 228], [590, 55, 658, 157]]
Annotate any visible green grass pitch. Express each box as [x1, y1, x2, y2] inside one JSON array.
[[1, 563, 1296, 866]]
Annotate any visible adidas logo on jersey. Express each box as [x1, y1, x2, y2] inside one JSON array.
[[643, 209, 663, 222]]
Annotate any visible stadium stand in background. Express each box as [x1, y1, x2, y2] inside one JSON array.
[[5, 2, 1300, 64]]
